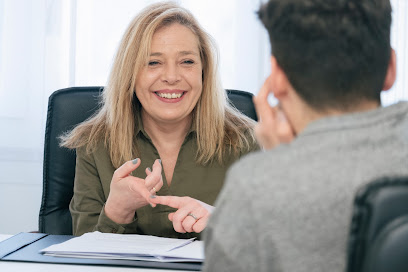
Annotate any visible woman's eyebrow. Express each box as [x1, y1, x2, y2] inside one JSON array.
[[149, 51, 198, 57], [150, 52, 162, 57], [179, 50, 198, 56]]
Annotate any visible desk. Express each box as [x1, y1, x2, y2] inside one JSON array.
[[0, 234, 194, 272]]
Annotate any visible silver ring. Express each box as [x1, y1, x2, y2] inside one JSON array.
[[152, 187, 156, 193], [188, 213, 198, 220]]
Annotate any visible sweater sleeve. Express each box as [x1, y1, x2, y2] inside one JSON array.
[[203, 157, 282, 272], [202, 162, 259, 272]]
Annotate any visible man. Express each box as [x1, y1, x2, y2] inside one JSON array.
[[203, 0, 408, 271]]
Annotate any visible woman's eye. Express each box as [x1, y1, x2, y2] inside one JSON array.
[[182, 60, 195, 65], [148, 61, 160, 66]]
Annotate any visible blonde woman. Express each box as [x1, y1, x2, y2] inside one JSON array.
[[61, 2, 257, 238]]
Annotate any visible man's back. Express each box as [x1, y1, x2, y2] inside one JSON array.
[[204, 102, 408, 272]]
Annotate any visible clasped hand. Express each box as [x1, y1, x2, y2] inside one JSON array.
[[104, 158, 163, 224]]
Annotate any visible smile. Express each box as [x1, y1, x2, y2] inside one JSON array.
[[155, 92, 185, 99]]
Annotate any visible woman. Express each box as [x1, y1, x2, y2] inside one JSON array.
[[61, 2, 257, 238]]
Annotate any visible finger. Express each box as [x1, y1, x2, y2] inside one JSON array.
[[171, 207, 193, 233], [255, 105, 286, 150], [145, 159, 162, 188], [151, 159, 162, 175], [254, 77, 274, 122], [150, 186, 158, 195], [113, 158, 141, 179], [254, 96, 276, 129], [149, 162, 164, 192], [149, 195, 187, 209], [192, 217, 208, 233], [181, 208, 207, 233], [258, 98, 276, 121], [145, 165, 163, 195], [128, 179, 154, 205], [168, 212, 174, 222], [182, 215, 197, 233], [255, 76, 273, 101], [146, 176, 163, 194], [150, 178, 164, 195], [159, 175, 164, 190]]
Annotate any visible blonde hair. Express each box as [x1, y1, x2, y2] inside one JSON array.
[[60, 1, 256, 168]]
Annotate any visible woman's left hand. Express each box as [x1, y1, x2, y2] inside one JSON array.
[[149, 196, 214, 233]]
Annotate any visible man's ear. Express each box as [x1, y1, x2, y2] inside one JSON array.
[[270, 56, 291, 99], [383, 49, 396, 91]]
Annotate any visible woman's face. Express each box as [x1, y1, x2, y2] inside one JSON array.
[[135, 23, 203, 126]]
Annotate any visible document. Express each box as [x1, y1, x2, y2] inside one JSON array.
[[40, 231, 204, 262]]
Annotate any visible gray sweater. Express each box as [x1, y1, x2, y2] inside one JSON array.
[[203, 102, 408, 272]]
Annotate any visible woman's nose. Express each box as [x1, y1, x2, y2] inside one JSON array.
[[161, 64, 181, 84]]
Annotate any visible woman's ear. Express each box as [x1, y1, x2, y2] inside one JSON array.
[[383, 49, 396, 91], [270, 56, 291, 99]]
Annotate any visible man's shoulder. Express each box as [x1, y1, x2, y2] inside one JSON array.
[[228, 145, 293, 179]]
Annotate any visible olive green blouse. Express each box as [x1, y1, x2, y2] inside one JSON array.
[[70, 121, 258, 239]]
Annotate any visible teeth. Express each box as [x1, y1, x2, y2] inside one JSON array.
[[157, 92, 182, 99]]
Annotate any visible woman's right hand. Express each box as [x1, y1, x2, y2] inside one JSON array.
[[104, 158, 163, 224]]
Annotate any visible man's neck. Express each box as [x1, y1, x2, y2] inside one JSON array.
[[286, 99, 381, 135]]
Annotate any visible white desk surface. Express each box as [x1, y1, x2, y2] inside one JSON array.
[[0, 234, 194, 272]]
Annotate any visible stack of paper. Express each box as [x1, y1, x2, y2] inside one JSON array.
[[40, 231, 204, 263]]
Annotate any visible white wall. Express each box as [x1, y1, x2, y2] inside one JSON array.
[[382, 0, 408, 105], [0, 0, 49, 234]]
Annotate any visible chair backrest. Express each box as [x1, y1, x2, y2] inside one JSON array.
[[39, 86, 257, 235], [347, 176, 408, 272]]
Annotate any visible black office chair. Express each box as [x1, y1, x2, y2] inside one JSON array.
[[39, 86, 257, 235], [347, 176, 408, 272]]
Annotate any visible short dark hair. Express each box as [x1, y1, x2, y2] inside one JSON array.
[[258, 0, 392, 111]]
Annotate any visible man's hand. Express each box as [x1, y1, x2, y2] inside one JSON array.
[[253, 76, 295, 150]]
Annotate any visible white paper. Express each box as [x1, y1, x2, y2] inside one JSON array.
[[40, 231, 204, 262]]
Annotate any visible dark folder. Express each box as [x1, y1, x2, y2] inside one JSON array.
[[0, 232, 202, 271]]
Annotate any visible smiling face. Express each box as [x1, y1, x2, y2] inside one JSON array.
[[135, 23, 203, 126]]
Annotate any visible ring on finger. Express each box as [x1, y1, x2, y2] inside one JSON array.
[[187, 213, 198, 220], [152, 186, 157, 193]]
